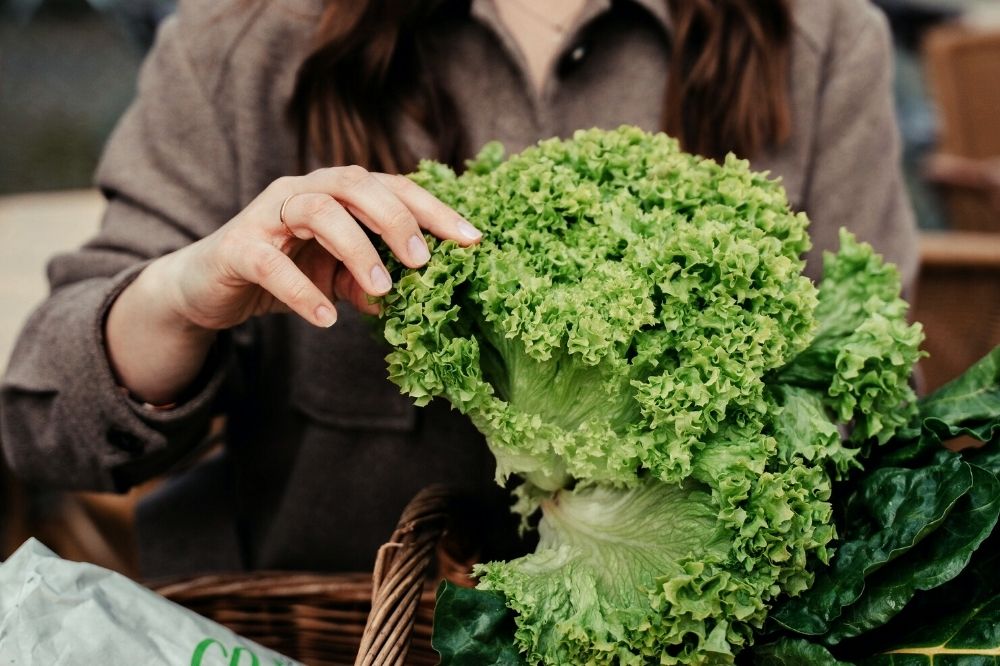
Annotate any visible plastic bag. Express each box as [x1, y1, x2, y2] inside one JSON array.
[[0, 539, 302, 665]]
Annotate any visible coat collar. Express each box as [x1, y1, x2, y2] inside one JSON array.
[[470, 0, 671, 40]]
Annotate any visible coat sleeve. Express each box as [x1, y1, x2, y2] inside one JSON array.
[[0, 8, 245, 493], [801, 2, 920, 292]]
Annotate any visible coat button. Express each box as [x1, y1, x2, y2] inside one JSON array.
[[107, 427, 144, 455], [558, 42, 590, 78]]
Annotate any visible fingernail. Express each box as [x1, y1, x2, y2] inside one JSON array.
[[371, 265, 393, 293], [316, 305, 337, 328], [408, 234, 431, 264], [457, 219, 482, 241]]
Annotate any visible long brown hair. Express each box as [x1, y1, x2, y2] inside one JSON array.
[[288, 0, 465, 173], [665, 0, 792, 161], [288, 0, 792, 172]]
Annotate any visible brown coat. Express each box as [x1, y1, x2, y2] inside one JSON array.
[[0, 0, 918, 577]]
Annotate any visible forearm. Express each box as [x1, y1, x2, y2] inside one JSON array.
[[105, 253, 217, 405]]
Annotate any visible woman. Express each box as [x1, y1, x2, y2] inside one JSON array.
[[0, 0, 917, 577]]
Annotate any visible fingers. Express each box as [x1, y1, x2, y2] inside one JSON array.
[[373, 173, 482, 245], [235, 243, 337, 328], [255, 165, 483, 326], [334, 267, 381, 315], [299, 166, 482, 267], [268, 247, 379, 318], [294, 239, 337, 304], [281, 194, 394, 296], [300, 166, 429, 268]]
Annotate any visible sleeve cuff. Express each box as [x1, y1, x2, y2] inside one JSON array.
[[2, 261, 230, 492], [92, 263, 231, 490]]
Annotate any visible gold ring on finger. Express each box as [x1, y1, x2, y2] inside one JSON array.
[[279, 194, 297, 236]]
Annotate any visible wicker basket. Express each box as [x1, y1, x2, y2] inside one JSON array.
[[155, 486, 463, 666]]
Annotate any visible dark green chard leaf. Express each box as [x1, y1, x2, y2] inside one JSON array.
[[770, 454, 973, 636], [858, 597, 1000, 665], [432, 581, 525, 665], [822, 463, 1000, 643], [759, 349, 1000, 661], [749, 638, 853, 665], [965, 446, 1000, 478], [881, 346, 1000, 468], [920, 347, 1000, 446], [853, 529, 1000, 665]]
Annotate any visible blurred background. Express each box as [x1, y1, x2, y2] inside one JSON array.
[[0, 0, 171, 194], [1, 0, 1000, 574]]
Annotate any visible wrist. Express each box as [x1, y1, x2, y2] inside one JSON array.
[[105, 254, 218, 405], [145, 249, 218, 341]]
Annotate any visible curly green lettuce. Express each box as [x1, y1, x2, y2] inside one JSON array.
[[378, 127, 924, 665], [773, 230, 925, 446], [383, 127, 817, 490], [475, 437, 835, 665]]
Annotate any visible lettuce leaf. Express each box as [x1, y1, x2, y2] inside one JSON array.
[[773, 231, 924, 447], [384, 127, 819, 490], [383, 128, 926, 664]]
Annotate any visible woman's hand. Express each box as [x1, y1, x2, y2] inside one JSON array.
[[164, 167, 481, 330], [105, 167, 481, 404]]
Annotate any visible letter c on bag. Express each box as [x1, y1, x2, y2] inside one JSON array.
[[191, 638, 263, 666], [191, 639, 228, 666]]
